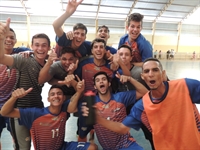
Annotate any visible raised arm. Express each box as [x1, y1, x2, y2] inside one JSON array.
[[52, 0, 83, 37], [116, 72, 148, 99], [1, 88, 33, 118], [0, 18, 14, 66], [38, 49, 58, 84], [67, 75, 84, 113]]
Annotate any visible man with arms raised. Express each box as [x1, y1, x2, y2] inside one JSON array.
[[0, 18, 51, 150]]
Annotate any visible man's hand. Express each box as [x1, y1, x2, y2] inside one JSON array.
[[11, 88, 33, 99], [76, 75, 85, 93], [65, 0, 83, 16], [47, 49, 59, 65], [108, 52, 120, 71], [66, 31, 74, 40], [116, 71, 131, 84], [0, 18, 10, 40], [58, 74, 75, 86], [68, 59, 79, 74], [19, 51, 33, 58], [82, 102, 89, 116]]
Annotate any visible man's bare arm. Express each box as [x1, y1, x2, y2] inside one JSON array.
[[1, 88, 33, 118], [52, 0, 83, 37]]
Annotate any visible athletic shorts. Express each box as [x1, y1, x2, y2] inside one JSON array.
[[62, 141, 90, 150], [119, 142, 143, 150]]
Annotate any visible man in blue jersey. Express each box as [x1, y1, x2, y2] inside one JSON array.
[[53, 0, 91, 59], [61, 38, 129, 142], [66, 25, 117, 55], [118, 13, 152, 66], [53, 0, 116, 59], [1, 77, 97, 150], [80, 71, 148, 149], [0, 26, 31, 149], [87, 58, 200, 150]]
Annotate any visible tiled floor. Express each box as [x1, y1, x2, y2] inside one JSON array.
[[2, 59, 200, 150]]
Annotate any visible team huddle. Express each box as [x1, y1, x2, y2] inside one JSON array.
[[0, 0, 200, 150]]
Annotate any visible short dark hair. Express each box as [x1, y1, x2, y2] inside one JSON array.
[[31, 33, 51, 47], [118, 44, 132, 56], [49, 85, 65, 94], [9, 28, 16, 37], [91, 38, 106, 49], [97, 25, 110, 33], [142, 58, 163, 70], [128, 13, 144, 26], [93, 71, 110, 85], [73, 23, 87, 34], [61, 47, 76, 57]]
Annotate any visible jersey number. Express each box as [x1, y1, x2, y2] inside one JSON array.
[[51, 128, 59, 138]]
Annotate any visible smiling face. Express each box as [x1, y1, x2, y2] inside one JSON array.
[[60, 52, 76, 72], [72, 29, 86, 49], [94, 74, 110, 95], [4, 30, 17, 53], [48, 87, 65, 107], [31, 38, 50, 62], [141, 60, 165, 90], [127, 21, 142, 41], [97, 27, 110, 42], [91, 42, 106, 60]]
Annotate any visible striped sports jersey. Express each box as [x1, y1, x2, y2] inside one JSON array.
[[94, 91, 137, 149], [19, 101, 70, 150], [75, 57, 114, 92], [123, 79, 200, 149], [0, 48, 30, 108], [0, 65, 18, 108], [11, 54, 44, 108]]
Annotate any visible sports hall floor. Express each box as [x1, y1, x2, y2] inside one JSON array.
[[2, 59, 200, 150]]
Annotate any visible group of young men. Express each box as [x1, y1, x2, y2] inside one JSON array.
[[0, 0, 200, 150]]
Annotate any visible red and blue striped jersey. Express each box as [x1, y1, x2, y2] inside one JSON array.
[[19, 101, 70, 150], [94, 91, 137, 149]]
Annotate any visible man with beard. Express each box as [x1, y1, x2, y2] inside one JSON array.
[[0, 18, 51, 150], [118, 13, 152, 66], [93, 58, 200, 150], [80, 71, 147, 150]]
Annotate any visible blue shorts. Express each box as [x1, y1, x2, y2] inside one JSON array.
[[62, 141, 90, 150], [119, 142, 143, 150], [0, 115, 10, 137]]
